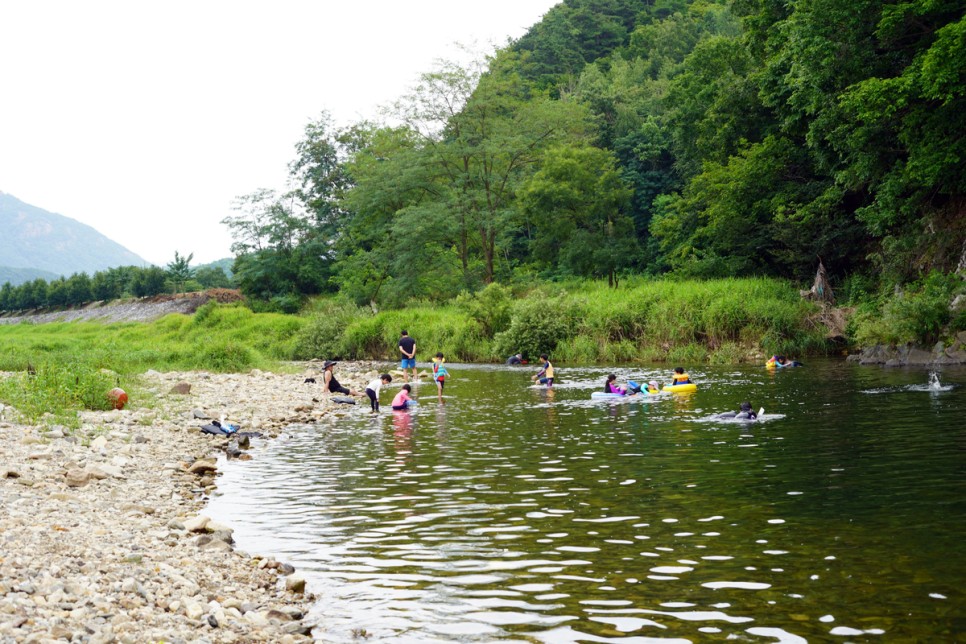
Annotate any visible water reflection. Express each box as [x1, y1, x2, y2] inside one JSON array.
[[207, 361, 966, 642]]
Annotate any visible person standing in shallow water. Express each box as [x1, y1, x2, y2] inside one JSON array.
[[532, 354, 554, 387], [398, 330, 416, 382], [432, 352, 449, 403]]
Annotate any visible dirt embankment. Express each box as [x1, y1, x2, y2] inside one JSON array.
[[0, 290, 245, 325]]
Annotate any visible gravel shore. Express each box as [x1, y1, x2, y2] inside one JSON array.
[[0, 361, 381, 643]]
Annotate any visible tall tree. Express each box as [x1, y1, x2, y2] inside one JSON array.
[[519, 143, 637, 285], [394, 50, 592, 284], [166, 252, 194, 294]]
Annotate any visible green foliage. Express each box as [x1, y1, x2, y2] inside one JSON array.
[[293, 298, 369, 360], [519, 143, 637, 284], [850, 271, 965, 346], [166, 251, 195, 293], [0, 359, 120, 423], [494, 294, 580, 359], [454, 282, 514, 336], [131, 267, 168, 298], [337, 306, 489, 362], [223, 189, 336, 305]]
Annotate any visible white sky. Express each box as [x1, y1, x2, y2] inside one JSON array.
[[0, 1, 558, 266]]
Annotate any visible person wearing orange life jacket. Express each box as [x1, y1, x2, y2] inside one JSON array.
[[669, 367, 692, 386], [531, 354, 554, 387]]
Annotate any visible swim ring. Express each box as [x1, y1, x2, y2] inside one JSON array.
[[662, 383, 697, 393]]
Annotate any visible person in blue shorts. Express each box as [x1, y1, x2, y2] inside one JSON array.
[[531, 354, 554, 387], [398, 330, 416, 382]]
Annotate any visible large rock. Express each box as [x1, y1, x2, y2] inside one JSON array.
[[183, 515, 210, 532], [169, 382, 192, 395], [65, 468, 91, 487], [187, 460, 217, 475]]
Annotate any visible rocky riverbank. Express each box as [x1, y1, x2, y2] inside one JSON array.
[[846, 332, 966, 366], [0, 361, 382, 643]]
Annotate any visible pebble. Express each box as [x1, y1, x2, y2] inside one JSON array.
[[0, 362, 379, 642]]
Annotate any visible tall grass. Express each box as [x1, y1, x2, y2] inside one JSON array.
[[293, 277, 829, 364]]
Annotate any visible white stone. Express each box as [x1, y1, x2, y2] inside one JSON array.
[[184, 600, 204, 620], [183, 515, 210, 532]]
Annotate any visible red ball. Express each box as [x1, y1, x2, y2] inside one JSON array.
[[108, 388, 129, 410]]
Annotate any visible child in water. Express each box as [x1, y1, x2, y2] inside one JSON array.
[[646, 380, 660, 394], [432, 352, 449, 403], [670, 367, 692, 386], [532, 354, 554, 387], [391, 384, 414, 410], [717, 401, 758, 420], [604, 374, 627, 395], [364, 373, 392, 412]]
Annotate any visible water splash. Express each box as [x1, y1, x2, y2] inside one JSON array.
[[929, 371, 942, 391]]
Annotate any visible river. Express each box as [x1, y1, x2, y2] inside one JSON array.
[[206, 359, 965, 642]]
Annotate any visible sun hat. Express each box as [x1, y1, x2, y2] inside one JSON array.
[[323, 360, 338, 369]]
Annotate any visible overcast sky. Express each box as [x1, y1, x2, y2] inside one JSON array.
[[0, 1, 559, 266]]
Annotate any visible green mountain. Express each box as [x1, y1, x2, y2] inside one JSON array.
[[0, 191, 149, 278]]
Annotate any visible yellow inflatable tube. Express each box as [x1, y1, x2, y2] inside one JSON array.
[[662, 383, 697, 393]]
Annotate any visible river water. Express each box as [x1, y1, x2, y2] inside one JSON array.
[[207, 360, 965, 642]]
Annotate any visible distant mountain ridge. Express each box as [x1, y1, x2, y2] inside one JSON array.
[[0, 191, 148, 280], [0, 265, 60, 287]]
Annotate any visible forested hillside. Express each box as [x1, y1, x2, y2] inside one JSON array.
[[220, 0, 963, 322], [8, 0, 960, 349]]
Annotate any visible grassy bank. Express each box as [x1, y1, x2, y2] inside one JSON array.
[[0, 279, 832, 424], [0, 302, 304, 424], [296, 277, 830, 364]]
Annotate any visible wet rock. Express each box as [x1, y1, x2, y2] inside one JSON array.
[[285, 577, 306, 594], [188, 460, 217, 475]]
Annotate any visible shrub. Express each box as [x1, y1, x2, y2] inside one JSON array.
[[851, 271, 963, 346], [455, 283, 513, 336], [494, 295, 578, 359], [196, 340, 257, 372], [293, 299, 368, 360]]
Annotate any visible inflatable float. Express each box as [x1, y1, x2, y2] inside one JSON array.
[[591, 380, 656, 399], [591, 391, 638, 400], [662, 383, 697, 393]]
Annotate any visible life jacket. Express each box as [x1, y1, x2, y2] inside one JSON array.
[[673, 372, 691, 384]]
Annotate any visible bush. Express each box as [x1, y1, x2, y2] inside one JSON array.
[[196, 340, 257, 372], [851, 271, 964, 346], [494, 295, 578, 359], [292, 299, 368, 360], [455, 283, 513, 336]]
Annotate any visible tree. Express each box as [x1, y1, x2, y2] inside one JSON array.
[[194, 266, 232, 289], [65, 272, 93, 306], [519, 143, 637, 285], [131, 267, 168, 298], [223, 190, 335, 305], [394, 50, 592, 284], [166, 252, 195, 294]]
